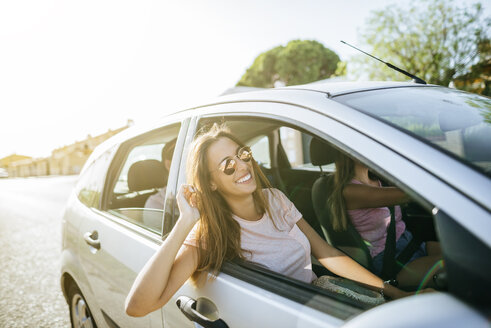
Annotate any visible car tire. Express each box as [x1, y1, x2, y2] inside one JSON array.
[[68, 283, 98, 328]]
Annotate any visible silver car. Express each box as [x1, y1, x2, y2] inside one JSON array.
[[60, 81, 491, 328]]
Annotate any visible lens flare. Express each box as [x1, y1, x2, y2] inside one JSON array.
[[415, 259, 445, 294]]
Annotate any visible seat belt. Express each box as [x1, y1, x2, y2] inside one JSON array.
[[381, 206, 424, 281], [396, 236, 422, 266], [381, 207, 397, 280]]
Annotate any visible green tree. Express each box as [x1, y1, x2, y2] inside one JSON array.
[[453, 39, 491, 95], [237, 40, 341, 88], [353, 0, 490, 87]]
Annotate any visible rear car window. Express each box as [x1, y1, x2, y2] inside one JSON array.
[[105, 124, 181, 234], [113, 144, 163, 194], [75, 147, 116, 208], [279, 126, 334, 172], [334, 87, 491, 177]]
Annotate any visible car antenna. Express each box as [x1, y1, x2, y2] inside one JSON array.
[[340, 40, 427, 85]]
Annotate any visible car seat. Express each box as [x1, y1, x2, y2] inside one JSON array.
[[128, 159, 167, 192], [310, 138, 373, 270], [121, 159, 168, 210]]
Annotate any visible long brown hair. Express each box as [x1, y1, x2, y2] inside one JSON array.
[[328, 153, 355, 231], [186, 123, 273, 285]]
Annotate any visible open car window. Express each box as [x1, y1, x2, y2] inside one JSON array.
[[193, 115, 450, 314]]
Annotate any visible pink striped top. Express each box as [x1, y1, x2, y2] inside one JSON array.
[[347, 179, 406, 257]]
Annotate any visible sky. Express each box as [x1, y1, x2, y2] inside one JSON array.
[[0, 0, 488, 159]]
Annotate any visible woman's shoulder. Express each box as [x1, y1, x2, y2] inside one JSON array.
[[261, 188, 290, 212], [261, 188, 301, 227], [262, 188, 287, 201]]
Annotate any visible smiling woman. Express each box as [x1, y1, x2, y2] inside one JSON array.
[[124, 123, 418, 318]]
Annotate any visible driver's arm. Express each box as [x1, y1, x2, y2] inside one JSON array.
[[343, 184, 410, 210], [296, 218, 408, 299]]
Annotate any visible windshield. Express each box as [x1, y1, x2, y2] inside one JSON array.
[[334, 86, 491, 177]]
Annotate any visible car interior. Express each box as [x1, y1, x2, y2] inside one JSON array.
[[198, 117, 443, 296], [103, 124, 181, 232], [103, 116, 444, 307]]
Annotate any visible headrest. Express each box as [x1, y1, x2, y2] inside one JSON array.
[[310, 138, 341, 166], [127, 159, 167, 192]]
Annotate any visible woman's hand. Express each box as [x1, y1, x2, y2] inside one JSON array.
[[176, 184, 201, 225]]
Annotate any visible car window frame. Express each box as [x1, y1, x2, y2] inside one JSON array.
[[222, 260, 366, 318], [100, 119, 187, 238], [175, 109, 382, 318]]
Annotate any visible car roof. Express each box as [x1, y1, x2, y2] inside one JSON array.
[[84, 81, 436, 167], [206, 81, 441, 108], [279, 80, 435, 96], [223, 81, 431, 97]]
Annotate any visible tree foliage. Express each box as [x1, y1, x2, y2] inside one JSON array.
[[237, 40, 341, 88], [453, 39, 491, 95], [353, 0, 490, 87]]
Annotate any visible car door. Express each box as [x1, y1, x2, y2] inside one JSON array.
[[160, 105, 370, 328], [77, 120, 187, 328]]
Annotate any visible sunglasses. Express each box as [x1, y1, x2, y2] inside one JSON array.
[[217, 146, 253, 176]]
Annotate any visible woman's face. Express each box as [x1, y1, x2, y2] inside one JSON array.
[[206, 137, 257, 200]]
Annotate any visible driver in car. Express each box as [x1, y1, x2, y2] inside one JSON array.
[[329, 152, 443, 288]]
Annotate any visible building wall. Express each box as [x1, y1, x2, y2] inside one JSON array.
[[0, 154, 31, 170], [2, 123, 129, 177]]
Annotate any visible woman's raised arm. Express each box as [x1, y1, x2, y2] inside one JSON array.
[[125, 185, 200, 317]]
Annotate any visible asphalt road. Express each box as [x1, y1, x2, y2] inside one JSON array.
[[0, 175, 78, 328]]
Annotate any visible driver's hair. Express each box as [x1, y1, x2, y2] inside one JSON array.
[[329, 153, 355, 231]]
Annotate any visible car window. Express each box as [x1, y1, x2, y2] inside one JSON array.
[[334, 87, 491, 177], [113, 144, 162, 194], [193, 115, 454, 312], [105, 124, 180, 234], [75, 147, 116, 208], [193, 116, 391, 311], [248, 134, 271, 168], [279, 126, 335, 172]]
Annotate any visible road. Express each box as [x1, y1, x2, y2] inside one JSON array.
[[0, 175, 78, 328]]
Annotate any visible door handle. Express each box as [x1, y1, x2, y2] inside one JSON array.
[[176, 296, 229, 328], [83, 231, 101, 250]]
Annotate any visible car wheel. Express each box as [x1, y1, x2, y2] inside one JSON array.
[[68, 283, 97, 328]]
